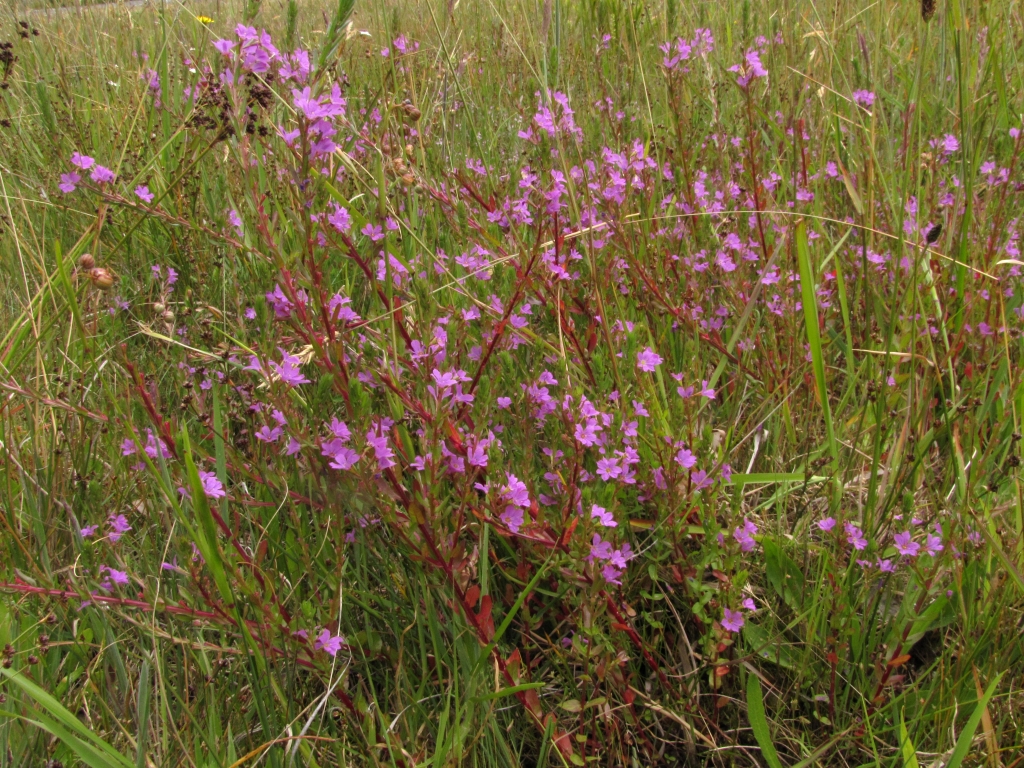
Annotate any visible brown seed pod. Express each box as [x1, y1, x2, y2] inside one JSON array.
[[88, 267, 116, 290], [77, 253, 96, 270], [921, 0, 935, 21]]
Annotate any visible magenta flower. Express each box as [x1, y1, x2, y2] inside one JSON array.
[[852, 89, 875, 107], [108, 514, 132, 542], [674, 447, 696, 469], [322, 438, 359, 470], [923, 534, 944, 557], [327, 204, 351, 233], [722, 608, 744, 633], [135, 185, 155, 203], [817, 517, 836, 532], [99, 565, 130, 590], [590, 504, 617, 528], [255, 425, 283, 443], [70, 152, 95, 170], [733, 519, 758, 552], [893, 531, 920, 557], [199, 470, 226, 499], [366, 422, 396, 470], [587, 534, 613, 562], [213, 38, 235, 55], [741, 597, 757, 612], [314, 628, 345, 656], [79, 525, 98, 538], [500, 506, 524, 533], [90, 165, 115, 184], [270, 351, 310, 387], [942, 134, 960, 154], [59, 172, 81, 194], [361, 223, 385, 242], [845, 523, 868, 551], [636, 347, 663, 372]]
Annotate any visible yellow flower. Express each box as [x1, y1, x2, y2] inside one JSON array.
[[196, 15, 214, 24]]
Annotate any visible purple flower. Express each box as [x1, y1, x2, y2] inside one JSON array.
[[845, 523, 868, 551], [135, 185, 155, 203], [741, 597, 757, 612], [322, 438, 359, 470], [588, 534, 613, 562], [500, 506, 524, 533], [733, 519, 758, 552], [90, 165, 116, 184], [636, 347, 663, 372], [590, 504, 617, 528], [923, 534, 944, 557], [361, 223, 385, 242], [852, 90, 875, 107], [70, 152, 95, 170], [108, 514, 132, 542], [722, 608, 744, 633], [99, 566, 130, 590], [327, 204, 351, 233], [255, 425, 283, 443], [596, 457, 622, 481], [366, 422, 395, 470], [213, 38, 235, 56], [270, 350, 310, 387], [314, 628, 345, 656], [942, 134, 960, 154], [285, 437, 302, 456], [199, 470, 226, 499], [59, 172, 81, 194], [893, 531, 920, 557], [674, 447, 696, 469], [80, 525, 98, 538], [817, 517, 836, 532]]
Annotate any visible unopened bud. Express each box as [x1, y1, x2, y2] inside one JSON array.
[[77, 253, 95, 270], [153, 302, 165, 313], [88, 267, 115, 289], [162, 310, 175, 323]]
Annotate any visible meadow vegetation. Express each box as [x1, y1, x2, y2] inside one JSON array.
[[1, 0, 1023, 764]]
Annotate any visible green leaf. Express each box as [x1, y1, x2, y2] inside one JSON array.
[[761, 538, 805, 610], [796, 220, 838, 464], [472, 682, 546, 703], [746, 674, 784, 768], [0, 668, 133, 768], [946, 673, 1003, 768], [899, 710, 919, 768], [743, 623, 801, 670]]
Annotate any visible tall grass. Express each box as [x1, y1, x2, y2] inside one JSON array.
[[1, 0, 1023, 765]]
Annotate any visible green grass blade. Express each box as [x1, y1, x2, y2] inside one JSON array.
[[746, 674, 784, 768]]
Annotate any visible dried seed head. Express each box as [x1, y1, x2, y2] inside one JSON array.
[[77, 253, 96, 270], [88, 267, 116, 290]]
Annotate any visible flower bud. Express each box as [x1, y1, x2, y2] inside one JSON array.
[[153, 302, 165, 313], [162, 310, 175, 323], [77, 253, 95, 270], [88, 267, 116, 289]]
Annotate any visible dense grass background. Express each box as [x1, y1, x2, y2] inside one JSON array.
[[1, 0, 1024, 765]]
